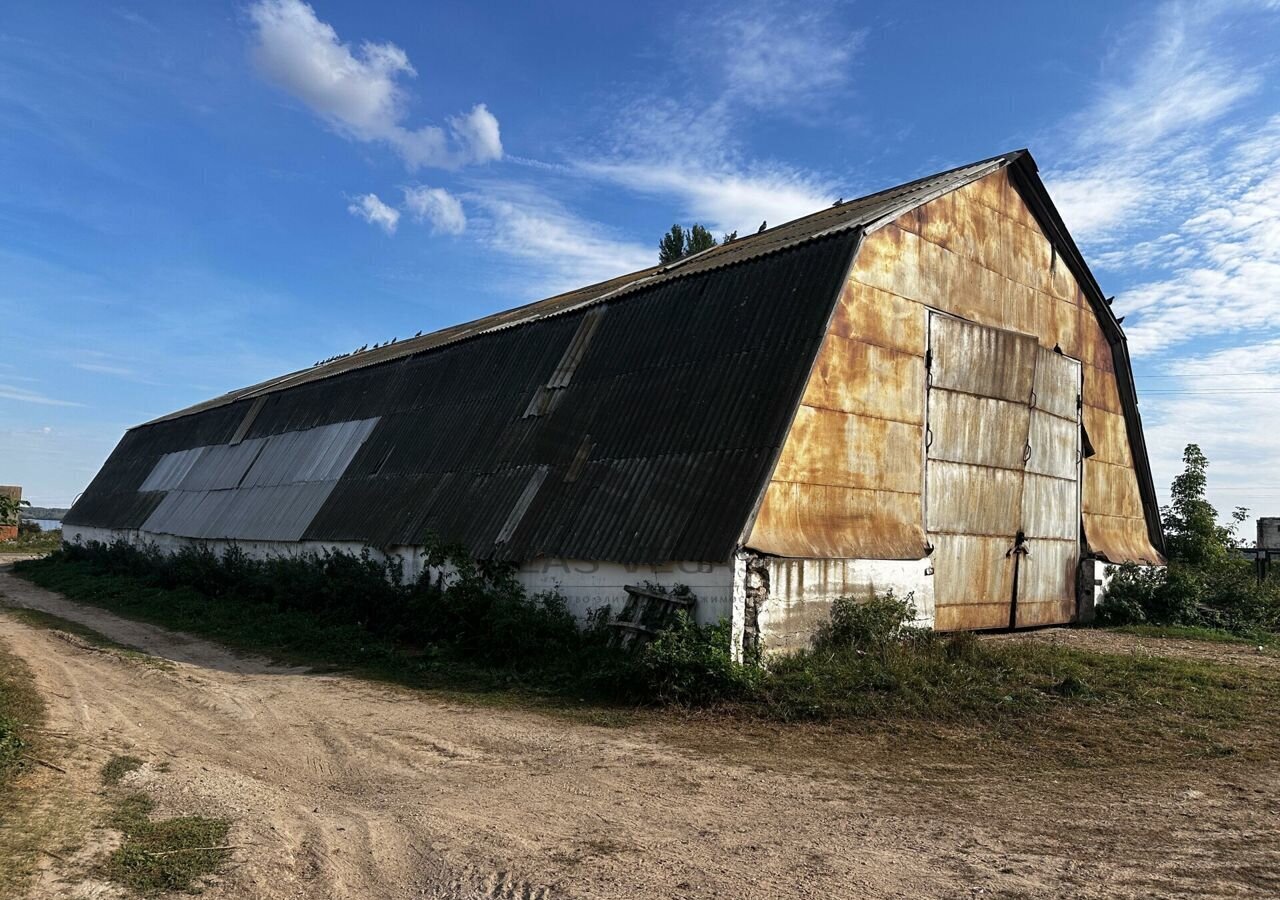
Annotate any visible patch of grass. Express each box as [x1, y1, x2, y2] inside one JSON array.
[[0, 637, 48, 898], [0, 605, 168, 668], [0, 528, 62, 554], [1106, 623, 1280, 647], [102, 792, 230, 896], [102, 754, 144, 786], [0, 637, 42, 790], [16, 553, 1280, 754]]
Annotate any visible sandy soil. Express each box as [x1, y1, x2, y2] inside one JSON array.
[[1, 567, 1278, 899]]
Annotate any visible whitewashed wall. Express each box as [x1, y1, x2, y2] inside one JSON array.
[[756, 557, 936, 654], [63, 527, 735, 627], [513, 558, 734, 627]]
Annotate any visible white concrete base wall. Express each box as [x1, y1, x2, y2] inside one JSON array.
[[757, 557, 936, 654], [514, 558, 734, 627], [63, 526, 429, 578], [64, 527, 735, 628]]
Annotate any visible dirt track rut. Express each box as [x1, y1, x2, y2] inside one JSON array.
[[2, 568, 1278, 899]]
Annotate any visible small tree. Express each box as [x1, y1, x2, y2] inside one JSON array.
[[1162, 444, 1244, 567], [658, 223, 719, 264], [1100, 443, 1279, 633]]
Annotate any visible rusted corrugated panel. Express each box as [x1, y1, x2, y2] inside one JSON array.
[[1032, 349, 1080, 420], [930, 314, 1038, 402], [1015, 539, 1078, 626], [771, 406, 922, 494], [1020, 474, 1078, 540], [1083, 513, 1162, 564], [749, 481, 924, 560], [926, 461, 1023, 537], [927, 391, 1028, 470], [801, 335, 924, 424], [1026, 412, 1077, 480], [931, 534, 1015, 630]]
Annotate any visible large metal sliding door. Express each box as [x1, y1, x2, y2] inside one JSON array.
[[925, 313, 1081, 631]]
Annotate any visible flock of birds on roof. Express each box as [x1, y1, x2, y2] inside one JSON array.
[[309, 199, 854, 370], [313, 330, 427, 368]]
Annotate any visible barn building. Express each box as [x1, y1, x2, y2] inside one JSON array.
[[64, 150, 1164, 653]]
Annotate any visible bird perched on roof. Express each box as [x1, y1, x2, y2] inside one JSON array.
[[757, 220, 767, 233], [833, 198, 844, 206]]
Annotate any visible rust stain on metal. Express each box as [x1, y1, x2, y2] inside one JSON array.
[[801, 334, 924, 425], [749, 481, 923, 560], [772, 405, 921, 494]]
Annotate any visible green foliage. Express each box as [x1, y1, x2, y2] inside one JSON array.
[[816, 590, 920, 653], [102, 754, 144, 786], [0, 527, 61, 553], [622, 614, 759, 706], [103, 791, 230, 895], [657, 222, 720, 263], [0, 495, 28, 526], [0, 648, 41, 791], [1099, 444, 1280, 635]]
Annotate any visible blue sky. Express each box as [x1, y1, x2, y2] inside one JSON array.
[[2, 0, 1280, 539]]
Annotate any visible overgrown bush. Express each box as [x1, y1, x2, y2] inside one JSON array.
[[1099, 445, 1280, 635], [816, 590, 920, 653]]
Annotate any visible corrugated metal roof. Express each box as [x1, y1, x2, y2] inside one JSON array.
[[69, 231, 859, 562], [143, 151, 1020, 426]]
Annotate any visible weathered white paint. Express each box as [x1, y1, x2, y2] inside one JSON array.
[[63, 525, 430, 580], [514, 557, 734, 627], [64, 527, 736, 628], [756, 557, 936, 654]]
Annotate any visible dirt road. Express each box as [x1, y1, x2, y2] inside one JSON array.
[[2, 568, 1278, 899]]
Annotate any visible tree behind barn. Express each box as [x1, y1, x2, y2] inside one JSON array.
[[658, 223, 719, 264]]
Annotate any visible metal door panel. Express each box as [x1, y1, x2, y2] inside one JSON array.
[[1026, 411, 1078, 480], [926, 461, 1024, 536], [1014, 539, 1079, 625], [929, 314, 1038, 402], [926, 390, 1029, 470], [931, 533, 1016, 628]]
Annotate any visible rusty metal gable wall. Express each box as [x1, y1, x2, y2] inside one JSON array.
[[783, 168, 1157, 564], [66, 232, 859, 563], [746, 167, 1161, 565]]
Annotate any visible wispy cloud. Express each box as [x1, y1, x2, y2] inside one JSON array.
[[699, 3, 865, 111], [72, 361, 137, 378], [403, 185, 466, 235], [0, 383, 81, 407], [467, 184, 653, 296], [347, 192, 400, 234], [578, 99, 835, 236], [247, 0, 502, 170], [1046, 3, 1264, 243]]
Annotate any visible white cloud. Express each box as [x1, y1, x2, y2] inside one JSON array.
[[704, 5, 864, 110], [347, 192, 400, 234], [1118, 119, 1280, 356], [403, 185, 466, 235], [1141, 338, 1280, 540], [73, 361, 137, 378], [468, 185, 654, 296], [248, 0, 502, 170], [578, 99, 834, 236], [0, 383, 81, 407], [1045, 4, 1262, 242]]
